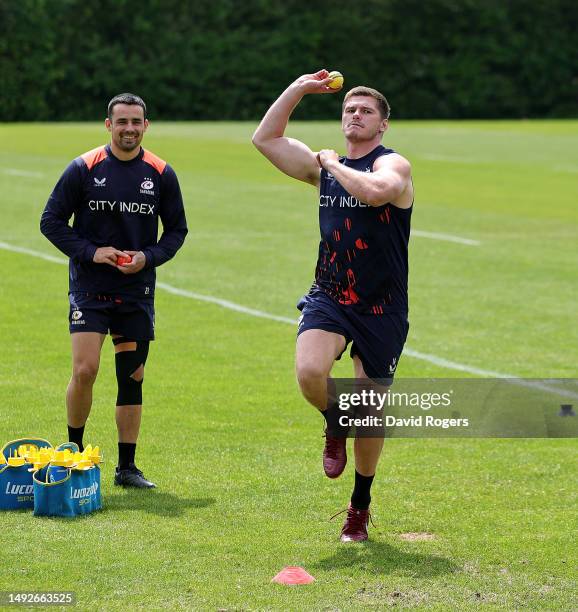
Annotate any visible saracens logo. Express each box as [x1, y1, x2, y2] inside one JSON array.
[[71, 310, 85, 325], [140, 178, 155, 195]]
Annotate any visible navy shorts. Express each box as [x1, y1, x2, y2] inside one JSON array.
[[297, 291, 409, 380], [69, 293, 155, 340]]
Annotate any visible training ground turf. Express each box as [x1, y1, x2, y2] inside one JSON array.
[[0, 121, 576, 609]]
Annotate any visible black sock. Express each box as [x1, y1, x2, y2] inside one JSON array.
[[351, 470, 374, 511], [118, 443, 136, 470], [322, 403, 348, 437], [322, 400, 339, 425], [322, 406, 340, 436], [68, 425, 85, 452]]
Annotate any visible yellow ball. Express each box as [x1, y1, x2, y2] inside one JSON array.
[[327, 70, 344, 90]]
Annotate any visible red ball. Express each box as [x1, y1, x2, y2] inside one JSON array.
[[117, 255, 132, 266]]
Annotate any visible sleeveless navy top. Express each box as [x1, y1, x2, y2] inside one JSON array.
[[313, 144, 412, 314]]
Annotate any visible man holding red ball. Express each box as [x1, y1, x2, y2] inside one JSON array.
[[40, 93, 188, 488]]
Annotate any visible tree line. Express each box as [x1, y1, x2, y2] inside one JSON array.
[[1, 0, 575, 121]]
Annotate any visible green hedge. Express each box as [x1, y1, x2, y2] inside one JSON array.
[[1, 0, 576, 120]]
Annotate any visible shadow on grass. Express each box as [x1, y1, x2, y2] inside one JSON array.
[[312, 540, 456, 577], [102, 491, 216, 517]]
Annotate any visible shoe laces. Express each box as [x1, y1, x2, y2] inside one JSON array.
[[330, 506, 375, 529], [126, 463, 143, 476], [323, 433, 345, 459]]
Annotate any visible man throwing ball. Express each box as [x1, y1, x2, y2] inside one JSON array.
[[253, 70, 413, 541], [41, 93, 188, 488]]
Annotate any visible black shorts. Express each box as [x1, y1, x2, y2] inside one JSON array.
[[297, 291, 408, 380], [68, 293, 155, 340]]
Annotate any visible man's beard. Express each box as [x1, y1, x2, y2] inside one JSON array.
[[346, 132, 364, 143], [117, 135, 141, 151], [346, 129, 377, 143]]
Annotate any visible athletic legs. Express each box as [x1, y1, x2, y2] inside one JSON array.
[[112, 336, 149, 444], [295, 329, 346, 411], [352, 355, 385, 477], [67, 332, 106, 429]]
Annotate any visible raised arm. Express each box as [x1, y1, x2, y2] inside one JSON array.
[[318, 150, 412, 208], [252, 69, 340, 187]]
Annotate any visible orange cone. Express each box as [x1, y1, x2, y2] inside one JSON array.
[[271, 566, 315, 585]]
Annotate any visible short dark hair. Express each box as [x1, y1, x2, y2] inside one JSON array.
[[343, 86, 390, 120], [107, 93, 147, 119]]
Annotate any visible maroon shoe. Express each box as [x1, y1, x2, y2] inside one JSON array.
[[333, 504, 372, 542], [323, 433, 347, 478]]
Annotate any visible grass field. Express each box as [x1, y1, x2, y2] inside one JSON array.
[[0, 120, 577, 609]]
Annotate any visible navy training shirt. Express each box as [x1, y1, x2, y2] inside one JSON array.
[[40, 144, 188, 302], [314, 144, 412, 314]]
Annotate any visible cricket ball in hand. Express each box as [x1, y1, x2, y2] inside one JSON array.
[[327, 71, 344, 90], [117, 255, 132, 266]]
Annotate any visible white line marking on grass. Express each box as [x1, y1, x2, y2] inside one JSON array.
[[403, 348, 517, 378], [522, 381, 578, 400], [402, 348, 578, 400], [156, 282, 295, 325], [155, 291, 577, 398], [0, 241, 68, 265], [2, 168, 44, 178], [2, 240, 576, 398], [412, 229, 480, 246]]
